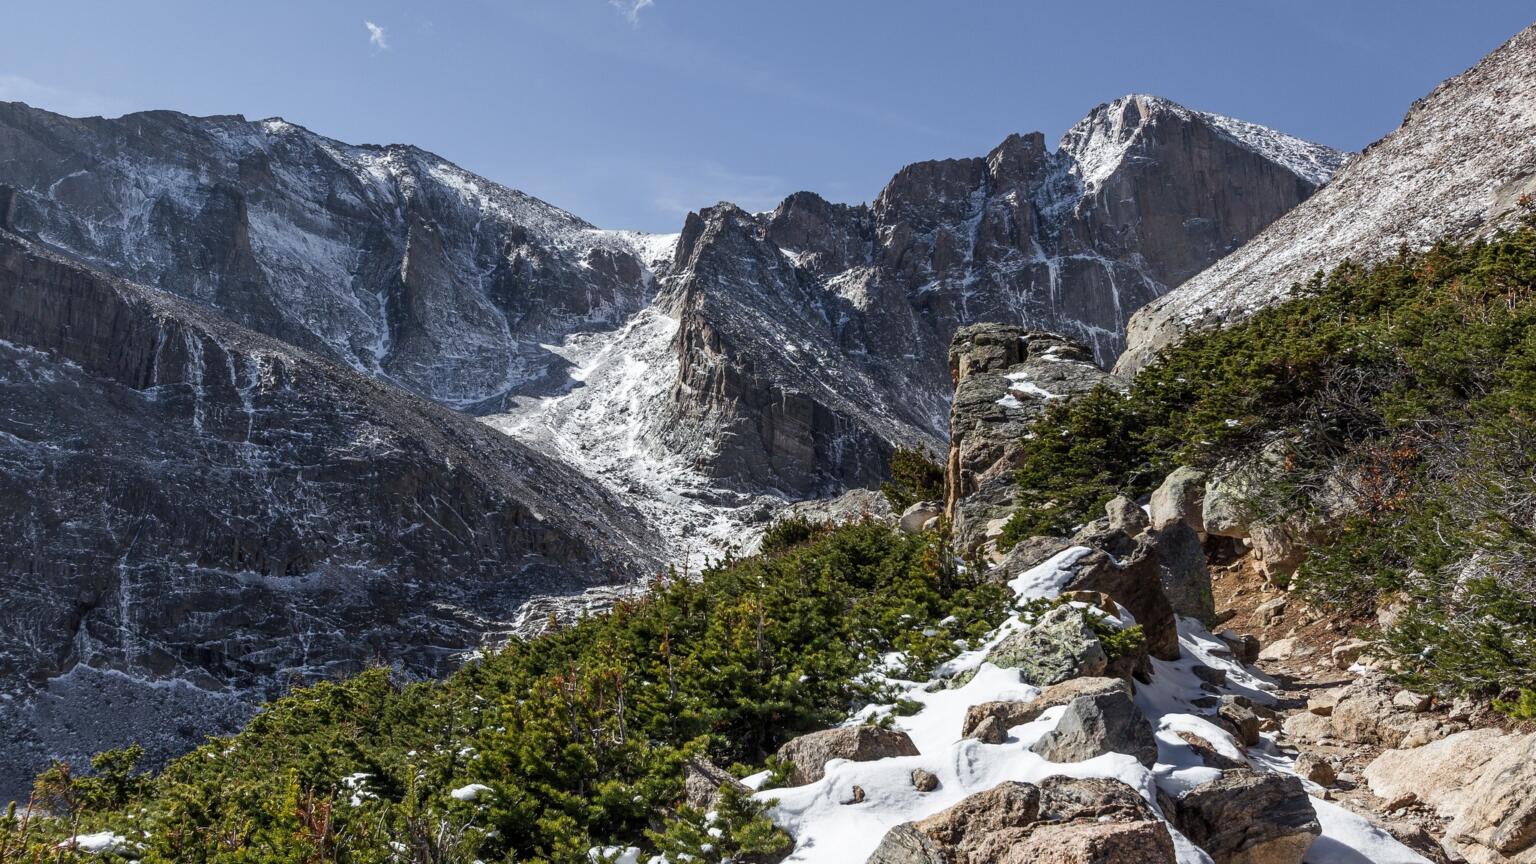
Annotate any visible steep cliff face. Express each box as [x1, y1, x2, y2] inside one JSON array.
[[1117, 24, 1536, 375], [639, 96, 1341, 497], [0, 102, 659, 412], [0, 230, 659, 799]]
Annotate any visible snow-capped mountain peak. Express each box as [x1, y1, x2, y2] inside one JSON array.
[[1060, 94, 1348, 193]]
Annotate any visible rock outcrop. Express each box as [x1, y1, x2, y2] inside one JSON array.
[[646, 96, 1340, 498], [984, 605, 1108, 686], [1028, 683, 1159, 768], [1363, 729, 1536, 864], [960, 677, 1127, 739], [944, 325, 1123, 553], [1117, 24, 1536, 376], [0, 230, 659, 800]]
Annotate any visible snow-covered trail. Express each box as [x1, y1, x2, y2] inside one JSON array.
[[758, 548, 1430, 864]]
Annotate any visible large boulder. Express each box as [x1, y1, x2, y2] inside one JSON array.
[[1150, 522, 1216, 623], [1202, 470, 1253, 540], [992, 535, 1072, 581], [1149, 467, 1206, 535], [1066, 548, 1180, 661], [866, 777, 1175, 864], [985, 605, 1108, 686], [1364, 728, 1509, 821], [774, 726, 919, 786], [1200, 444, 1319, 583], [960, 678, 1127, 738], [1444, 732, 1536, 864], [1104, 496, 1149, 537], [899, 501, 944, 534], [1173, 771, 1320, 864], [1029, 685, 1158, 768]]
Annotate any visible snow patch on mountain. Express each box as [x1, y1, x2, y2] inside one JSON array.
[[1061, 94, 1347, 194], [484, 306, 786, 572]]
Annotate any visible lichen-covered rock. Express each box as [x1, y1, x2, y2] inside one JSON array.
[[1149, 467, 1207, 535], [986, 605, 1108, 686], [773, 726, 920, 787]]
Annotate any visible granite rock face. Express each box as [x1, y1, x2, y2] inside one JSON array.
[[653, 96, 1339, 496], [0, 230, 659, 800], [1118, 24, 1536, 375]]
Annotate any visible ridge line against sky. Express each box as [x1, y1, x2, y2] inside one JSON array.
[[2, 2, 1533, 233]]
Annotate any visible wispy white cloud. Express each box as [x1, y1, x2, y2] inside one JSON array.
[[364, 20, 389, 51], [609, 0, 654, 26], [0, 74, 127, 117]]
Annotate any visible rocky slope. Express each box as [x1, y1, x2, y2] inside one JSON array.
[[0, 229, 659, 800], [495, 96, 1344, 548], [1117, 23, 1536, 375]]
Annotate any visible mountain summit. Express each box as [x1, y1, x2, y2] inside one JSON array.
[[1116, 24, 1536, 375]]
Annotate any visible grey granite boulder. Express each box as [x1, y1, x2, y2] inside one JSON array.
[[1029, 685, 1159, 768]]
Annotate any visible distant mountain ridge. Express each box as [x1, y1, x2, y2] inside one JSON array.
[[1117, 24, 1536, 375], [0, 93, 1343, 794], [0, 93, 1342, 563]]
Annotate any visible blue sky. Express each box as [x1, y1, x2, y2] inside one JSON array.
[[3, 2, 1531, 232]]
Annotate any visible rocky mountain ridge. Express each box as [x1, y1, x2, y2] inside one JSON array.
[[0, 92, 1342, 795], [0, 95, 1343, 567], [1117, 23, 1536, 375], [0, 228, 659, 800], [490, 96, 1344, 567]]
